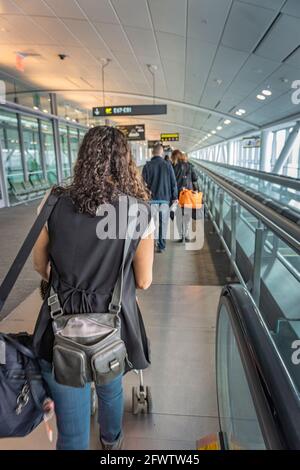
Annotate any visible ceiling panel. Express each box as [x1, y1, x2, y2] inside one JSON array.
[[63, 19, 107, 51], [156, 32, 185, 63], [238, 0, 285, 10], [13, 0, 54, 16], [226, 77, 259, 96], [43, 0, 84, 20], [263, 63, 300, 92], [162, 59, 185, 99], [2, 14, 56, 45], [201, 46, 249, 105], [36, 16, 82, 47], [255, 14, 300, 62], [0, 16, 27, 43], [0, 0, 23, 14], [124, 27, 158, 58], [148, 0, 187, 36], [111, 0, 151, 29], [184, 38, 217, 103], [77, 0, 119, 23], [222, 1, 279, 53], [188, 0, 231, 44], [236, 54, 280, 83], [285, 46, 300, 68], [282, 0, 300, 18], [93, 23, 129, 54]]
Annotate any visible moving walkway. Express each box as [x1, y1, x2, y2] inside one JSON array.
[[193, 160, 300, 449]]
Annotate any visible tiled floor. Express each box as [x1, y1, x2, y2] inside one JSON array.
[[0, 204, 229, 450]]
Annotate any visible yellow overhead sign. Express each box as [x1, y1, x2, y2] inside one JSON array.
[[160, 133, 179, 142]]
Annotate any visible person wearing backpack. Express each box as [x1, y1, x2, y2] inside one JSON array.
[[173, 152, 199, 242], [32, 126, 154, 450]]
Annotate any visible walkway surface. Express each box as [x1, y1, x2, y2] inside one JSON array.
[[0, 202, 229, 450]]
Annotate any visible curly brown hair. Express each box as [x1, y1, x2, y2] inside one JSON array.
[[53, 126, 149, 216]]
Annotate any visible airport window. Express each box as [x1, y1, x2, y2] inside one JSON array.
[[40, 120, 57, 185], [0, 110, 24, 204], [79, 129, 86, 143], [21, 115, 43, 184], [69, 126, 80, 163], [59, 124, 71, 179]]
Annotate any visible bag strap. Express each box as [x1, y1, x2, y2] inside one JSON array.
[[0, 193, 59, 317], [48, 196, 137, 318], [0, 333, 36, 359]]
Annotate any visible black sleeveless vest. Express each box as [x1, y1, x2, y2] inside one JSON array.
[[33, 194, 151, 371]]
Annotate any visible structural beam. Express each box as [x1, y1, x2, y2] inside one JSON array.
[[259, 129, 269, 172], [272, 122, 300, 174]]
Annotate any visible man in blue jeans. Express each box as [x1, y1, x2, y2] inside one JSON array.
[[142, 143, 178, 253]]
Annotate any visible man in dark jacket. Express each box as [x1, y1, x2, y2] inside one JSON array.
[[142, 143, 177, 253]]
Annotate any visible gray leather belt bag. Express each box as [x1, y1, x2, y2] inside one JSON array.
[[48, 198, 135, 388]]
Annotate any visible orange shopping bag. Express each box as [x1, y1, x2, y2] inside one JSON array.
[[179, 189, 203, 209]]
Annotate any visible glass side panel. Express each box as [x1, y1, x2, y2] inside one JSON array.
[[260, 233, 300, 394], [217, 304, 266, 450], [69, 126, 79, 164], [0, 111, 24, 204], [200, 162, 300, 214], [79, 129, 86, 143], [40, 120, 57, 185], [59, 124, 71, 179], [21, 115, 42, 184]]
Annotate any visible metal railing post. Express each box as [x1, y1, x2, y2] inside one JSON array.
[[252, 223, 266, 305], [219, 190, 224, 236], [228, 201, 238, 279]]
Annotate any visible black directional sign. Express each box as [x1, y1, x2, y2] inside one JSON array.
[[93, 104, 167, 117], [160, 133, 180, 142], [116, 124, 145, 141]]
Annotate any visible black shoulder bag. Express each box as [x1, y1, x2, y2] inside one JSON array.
[[0, 193, 58, 437]]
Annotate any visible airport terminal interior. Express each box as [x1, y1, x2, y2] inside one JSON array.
[[0, 0, 299, 451]]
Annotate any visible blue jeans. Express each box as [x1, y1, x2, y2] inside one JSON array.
[[40, 360, 123, 450], [151, 201, 169, 250]]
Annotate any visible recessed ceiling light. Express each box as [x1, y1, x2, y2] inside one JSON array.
[[262, 89, 272, 96], [211, 130, 216, 134], [235, 111, 242, 116], [207, 133, 212, 137], [33, 106, 39, 111], [257, 94, 266, 100], [238, 109, 246, 114], [224, 119, 231, 125], [43, 109, 48, 113], [216, 126, 223, 130]]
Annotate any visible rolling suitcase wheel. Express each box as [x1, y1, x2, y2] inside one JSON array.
[[132, 383, 152, 415]]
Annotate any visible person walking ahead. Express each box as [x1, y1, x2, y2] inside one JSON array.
[[173, 152, 199, 242], [33, 126, 154, 450], [142, 143, 177, 253]]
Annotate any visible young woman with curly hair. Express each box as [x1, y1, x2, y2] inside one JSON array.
[[33, 126, 154, 450]]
